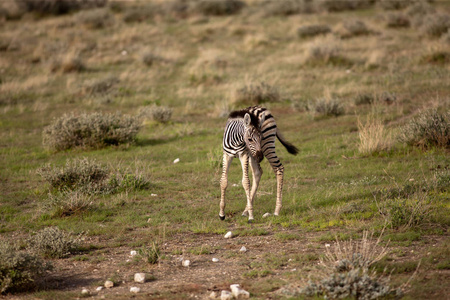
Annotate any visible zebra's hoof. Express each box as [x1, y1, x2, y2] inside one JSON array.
[[219, 215, 225, 221], [248, 219, 254, 224]]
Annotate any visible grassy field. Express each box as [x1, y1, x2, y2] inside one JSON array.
[[0, 0, 449, 299]]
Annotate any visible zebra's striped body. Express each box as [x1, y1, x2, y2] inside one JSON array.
[[220, 106, 298, 222]]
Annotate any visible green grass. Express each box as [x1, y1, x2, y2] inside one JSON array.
[[0, 0, 449, 298]]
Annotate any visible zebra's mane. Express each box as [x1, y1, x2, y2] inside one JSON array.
[[228, 107, 262, 128]]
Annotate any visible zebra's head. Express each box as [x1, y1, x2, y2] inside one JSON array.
[[243, 112, 265, 163]]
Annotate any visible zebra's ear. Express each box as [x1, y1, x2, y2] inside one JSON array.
[[259, 112, 266, 127], [244, 113, 251, 126]]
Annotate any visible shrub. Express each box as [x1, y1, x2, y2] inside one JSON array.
[[232, 82, 280, 105], [75, 8, 113, 29], [387, 197, 428, 229], [378, 0, 414, 10], [45, 190, 95, 216], [142, 52, 165, 67], [385, 12, 410, 28], [14, 0, 107, 15], [398, 109, 450, 150], [420, 13, 450, 38], [337, 19, 373, 38], [354, 93, 375, 105], [81, 76, 119, 96], [28, 227, 82, 258], [308, 98, 345, 117], [317, 0, 373, 12], [0, 241, 51, 294], [261, 0, 314, 16], [122, 6, 154, 23], [37, 158, 150, 196], [139, 242, 160, 264], [42, 112, 141, 151], [139, 105, 173, 123], [37, 158, 108, 191], [420, 50, 450, 65], [297, 24, 331, 38], [193, 0, 245, 16], [304, 37, 349, 66]]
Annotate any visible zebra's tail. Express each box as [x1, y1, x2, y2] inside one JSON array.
[[276, 130, 298, 155]]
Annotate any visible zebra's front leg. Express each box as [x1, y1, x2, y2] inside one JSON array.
[[247, 156, 263, 222], [274, 165, 284, 216], [238, 153, 250, 218], [219, 153, 233, 220]]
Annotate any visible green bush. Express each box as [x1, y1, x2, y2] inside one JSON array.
[[28, 227, 82, 258], [15, 0, 107, 15], [193, 0, 245, 16], [0, 241, 52, 294], [42, 112, 141, 151], [139, 105, 173, 123], [297, 24, 331, 38], [399, 109, 450, 150], [45, 190, 95, 216]]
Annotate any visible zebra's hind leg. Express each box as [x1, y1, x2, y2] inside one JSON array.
[[219, 153, 233, 220], [239, 153, 250, 218], [247, 156, 263, 222], [274, 165, 284, 216]]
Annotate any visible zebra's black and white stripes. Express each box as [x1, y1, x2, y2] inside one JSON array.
[[219, 106, 298, 222]]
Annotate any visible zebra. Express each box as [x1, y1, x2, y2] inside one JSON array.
[[219, 106, 298, 222]]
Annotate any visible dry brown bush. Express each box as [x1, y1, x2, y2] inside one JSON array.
[[75, 8, 113, 29], [232, 81, 280, 106], [14, 0, 107, 15], [336, 20, 373, 38], [50, 53, 85, 73], [357, 114, 392, 155], [385, 12, 410, 28], [260, 0, 315, 16], [193, 0, 245, 16], [317, 0, 373, 12], [420, 13, 450, 38]]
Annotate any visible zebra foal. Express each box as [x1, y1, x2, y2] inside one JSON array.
[[219, 106, 298, 222]]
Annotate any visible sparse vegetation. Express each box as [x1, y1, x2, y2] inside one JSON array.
[[309, 98, 345, 117], [193, 0, 245, 16], [357, 114, 392, 155], [420, 13, 450, 38], [42, 112, 141, 151], [139, 242, 160, 265], [297, 24, 331, 38], [232, 82, 280, 106], [139, 105, 173, 123]]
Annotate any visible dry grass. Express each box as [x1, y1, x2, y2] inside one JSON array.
[[357, 114, 392, 155]]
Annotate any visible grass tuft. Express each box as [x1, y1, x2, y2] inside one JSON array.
[[232, 81, 280, 106], [28, 227, 82, 258], [357, 114, 392, 155]]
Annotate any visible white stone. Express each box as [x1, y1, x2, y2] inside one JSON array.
[[81, 288, 89, 295], [134, 273, 146, 283], [230, 284, 250, 299], [121, 50, 128, 56], [173, 158, 180, 164], [96, 286, 103, 292], [151, 193, 158, 196], [262, 212, 271, 218], [220, 290, 233, 300], [224, 231, 233, 239], [212, 258, 219, 262], [239, 246, 247, 252], [209, 291, 219, 299], [182, 259, 190, 267], [104, 280, 114, 288], [130, 287, 141, 293], [130, 250, 137, 256]]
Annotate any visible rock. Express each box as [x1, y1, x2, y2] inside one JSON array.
[[130, 250, 137, 256], [151, 193, 157, 196], [230, 284, 250, 299], [239, 246, 247, 252], [96, 286, 103, 292], [173, 158, 180, 164], [209, 291, 219, 299], [81, 288, 89, 295], [220, 290, 233, 300], [182, 259, 190, 267], [130, 287, 141, 293], [134, 272, 146, 283], [262, 212, 271, 218], [104, 280, 114, 288], [212, 258, 219, 262], [224, 231, 233, 239]]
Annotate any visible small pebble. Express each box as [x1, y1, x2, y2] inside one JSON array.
[[239, 246, 247, 252], [212, 258, 219, 262], [224, 231, 233, 239], [81, 288, 89, 295], [230, 284, 250, 299], [182, 259, 191, 267], [130, 287, 141, 293], [130, 250, 137, 256], [96, 286, 103, 292], [104, 280, 114, 288], [151, 193, 157, 196], [262, 212, 271, 218], [173, 158, 180, 164], [209, 291, 219, 299], [134, 272, 146, 283]]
